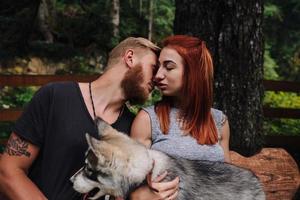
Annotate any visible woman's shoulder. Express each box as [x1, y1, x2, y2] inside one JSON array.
[[211, 108, 223, 116], [141, 105, 155, 116], [211, 108, 227, 127]]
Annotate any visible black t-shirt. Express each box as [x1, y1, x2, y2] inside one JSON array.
[[13, 82, 135, 200]]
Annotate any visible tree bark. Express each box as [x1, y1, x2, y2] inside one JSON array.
[[111, 0, 120, 38], [139, 0, 143, 16], [174, 0, 264, 156], [37, 0, 55, 43], [148, 0, 153, 41]]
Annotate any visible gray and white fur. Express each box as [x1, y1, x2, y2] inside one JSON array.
[[70, 118, 265, 200]]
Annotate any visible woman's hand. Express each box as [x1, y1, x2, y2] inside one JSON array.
[[130, 171, 179, 200]]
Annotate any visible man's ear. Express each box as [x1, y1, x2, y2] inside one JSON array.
[[123, 49, 134, 69]]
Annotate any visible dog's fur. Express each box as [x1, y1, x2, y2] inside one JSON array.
[[70, 119, 265, 200]]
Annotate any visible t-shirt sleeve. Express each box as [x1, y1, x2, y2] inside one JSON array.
[[13, 84, 53, 147]]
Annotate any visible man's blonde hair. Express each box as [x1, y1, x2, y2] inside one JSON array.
[[107, 37, 160, 66]]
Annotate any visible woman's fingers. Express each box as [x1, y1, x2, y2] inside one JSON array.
[[156, 182, 179, 200], [153, 171, 168, 182], [165, 189, 179, 200], [147, 171, 168, 190]]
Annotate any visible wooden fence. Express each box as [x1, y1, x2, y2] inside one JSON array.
[[0, 75, 299, 147]]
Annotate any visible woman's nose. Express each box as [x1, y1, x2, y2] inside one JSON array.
[[154, 68, 165, 82]]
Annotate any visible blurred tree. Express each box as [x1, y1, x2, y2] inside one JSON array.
[[148, 0, 153, 40], [110, 0, 120, 39], [174, 0, 264, 156], [0, 0, 40, 56], [152, 0, 174, 43], [264, 0, 300, 81], [37, 0, 56, 43], [263, 1, 300, 137]]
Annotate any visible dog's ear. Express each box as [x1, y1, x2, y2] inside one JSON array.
[[95, 117, 111, 136], [85, 133, 107, 166], [85, 133, 99, 152]]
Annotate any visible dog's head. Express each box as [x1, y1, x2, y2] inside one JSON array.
[[70, 118, 153, 199]]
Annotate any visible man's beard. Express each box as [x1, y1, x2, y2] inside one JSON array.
[[121, 65, 149, 105]]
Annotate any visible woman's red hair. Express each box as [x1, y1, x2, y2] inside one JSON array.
[[155, 35, 218, 145]]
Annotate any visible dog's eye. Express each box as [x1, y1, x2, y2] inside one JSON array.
[[84, 165, 94, 175], [87, 150, 98, 166]]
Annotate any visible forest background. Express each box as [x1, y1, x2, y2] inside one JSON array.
[[0, 0, 299, 152]]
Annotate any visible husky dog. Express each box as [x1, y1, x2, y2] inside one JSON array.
[[70, 118, 265, 200]]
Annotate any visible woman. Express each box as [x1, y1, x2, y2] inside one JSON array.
[[130, 35, 231, 199]]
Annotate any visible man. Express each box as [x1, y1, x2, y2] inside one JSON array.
[[0, 37, 178, 200]]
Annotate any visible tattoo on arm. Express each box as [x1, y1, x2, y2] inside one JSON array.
[[4, 137, 31, 157]]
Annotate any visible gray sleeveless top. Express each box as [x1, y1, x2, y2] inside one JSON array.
[[143, 106, 226, 162]]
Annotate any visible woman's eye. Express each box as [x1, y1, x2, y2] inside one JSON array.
[[166, 65, 174, 70], [165, 62, 176, 71]]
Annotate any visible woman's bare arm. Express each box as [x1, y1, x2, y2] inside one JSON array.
[[130, 110, 152, 148], [220, 119, 231, 163], [130, 110, 179, 200]]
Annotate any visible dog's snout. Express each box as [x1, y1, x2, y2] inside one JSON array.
[[70, 175, 75, 183], [70, 167, 84, 183]]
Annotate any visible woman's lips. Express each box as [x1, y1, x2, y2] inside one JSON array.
[[156, 83, 167, 90]]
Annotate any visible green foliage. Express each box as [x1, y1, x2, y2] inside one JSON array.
[[264, 91, 300, 136], [119, 0, 148, 40], [152, 0, 175, 43], [55, 56, 99, 74], [264, 0, 300, 82], [263, 1, 300, 136], [264, 3, 282, 20], [54, 1, 113, 50], [119, 0, 174, 43], [264, 45, 279, 80], [128, 89, 162, 114], [264, 119, 300, 136], [0, 87, 37, 109], [0, 122, 14, 153], [0, 87, 36, 152], [264, 91, 300, 109]]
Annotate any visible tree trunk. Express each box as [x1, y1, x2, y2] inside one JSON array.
[[139, 0, 143, 16], [148, 0, 153, 40], [111, 0, 120, 38], [37, 0, 55, 43], [174, 0, 264, 156]]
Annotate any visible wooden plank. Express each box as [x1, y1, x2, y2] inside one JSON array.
[[0, 74, 99, 86], [263, 107, 300, 119], [230, 148, 300, 200], [0, 108, 23, 121], [264, 80, 300, 93], [265, 136, 300, 149], [1, 107, 300, 122], [0, 138, 7, 146]]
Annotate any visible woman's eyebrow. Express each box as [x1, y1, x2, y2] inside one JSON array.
[[162, 60, 176, 66]]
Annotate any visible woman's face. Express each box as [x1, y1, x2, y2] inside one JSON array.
[[155, 46, 185, 97]]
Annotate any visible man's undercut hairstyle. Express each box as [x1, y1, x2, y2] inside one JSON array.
[[107, 37, 160, 66]]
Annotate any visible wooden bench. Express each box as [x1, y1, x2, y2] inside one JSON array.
[[230, 148, 299, 200]]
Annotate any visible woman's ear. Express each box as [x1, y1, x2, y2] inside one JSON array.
[[124, 49, 134, 69]]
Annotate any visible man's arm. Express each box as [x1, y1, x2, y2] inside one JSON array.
[[0, 133, 47, 200]]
